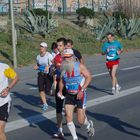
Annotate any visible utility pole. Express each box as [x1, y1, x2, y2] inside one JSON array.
[[10, 0, 17, 68]]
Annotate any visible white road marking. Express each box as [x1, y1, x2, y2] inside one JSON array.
[[121, 65, 140, 70], [91, 65, 140, 77], [6, 86, 140, 132], [29, 87, 38, 90], [92, 72, 109, 77]]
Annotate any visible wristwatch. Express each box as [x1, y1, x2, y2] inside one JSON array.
[[6, 86, 10, 91]]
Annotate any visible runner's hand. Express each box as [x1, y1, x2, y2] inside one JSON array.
[[57, 92, 65, 100], [77, 90, 84, 100], [117, 50, 122, 55], [0, 87, 9, 97], [34, 65, 39, 70], [45, 66, 49, 72]]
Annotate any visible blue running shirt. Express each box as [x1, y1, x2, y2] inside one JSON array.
[[102, 40, 122, 61]]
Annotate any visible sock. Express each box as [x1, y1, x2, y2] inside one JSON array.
[[116, 84, 119, 87], [58, 127, 63, 133], [84, 117, 90, 129], [67, 122, 78, 139]]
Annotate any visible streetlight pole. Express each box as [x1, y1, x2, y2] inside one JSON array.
[[10, 0, 17, 68]]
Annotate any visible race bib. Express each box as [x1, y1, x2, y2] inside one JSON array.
[[66, 82, 79, 93]]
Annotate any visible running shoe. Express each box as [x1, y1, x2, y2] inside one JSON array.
[[116, 85, 121, 93], [112, 87, 116, 95], [87, 120, 95, 137], [53, 131, 64, 139], [42, 103, 48, 111]]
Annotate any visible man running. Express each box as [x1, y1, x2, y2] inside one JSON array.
[[65, 39, 84, 64], [0, 62, 19, 140], [102, 33, 123, 94], [34, 42, 53, 111], [58, 48, 95, 140], [53, 37, 67, 138]]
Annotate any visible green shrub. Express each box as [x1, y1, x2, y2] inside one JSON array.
[[31, 8, 51, 18], [113, 11, 127, 19], [76, 7, 94, 18]]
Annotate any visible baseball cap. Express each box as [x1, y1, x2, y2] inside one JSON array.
[[40, 42, 48, 48], [63, 48, 74, 57]]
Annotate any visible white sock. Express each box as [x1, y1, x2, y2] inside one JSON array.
[[58, 127, 63, 133], [116, 84, 119, 87], [67, 122, 78, 139], [84, 117, 90, 129]]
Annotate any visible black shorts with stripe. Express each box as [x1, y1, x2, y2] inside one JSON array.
[[0, 102, 11, 122], [65, 93, 87, 109]]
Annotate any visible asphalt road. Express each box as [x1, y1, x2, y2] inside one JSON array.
[[5, 51, 140, 140]]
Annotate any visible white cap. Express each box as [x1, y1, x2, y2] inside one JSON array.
[[40, 42, 48, 48], [63, 48, 74, 57]]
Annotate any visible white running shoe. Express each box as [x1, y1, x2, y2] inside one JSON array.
[[112, 87, 116, 95], [53, 131, 64, 139], [87, 120, 95, 137], [116, 85, 121, 93]]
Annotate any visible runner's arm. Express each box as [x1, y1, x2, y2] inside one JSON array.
[[59, 78, 64, 96], [79, 64, 92, 91]]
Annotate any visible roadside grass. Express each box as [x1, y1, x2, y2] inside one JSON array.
[[0, 22, 140, 67]]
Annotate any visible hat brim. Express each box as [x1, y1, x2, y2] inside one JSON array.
[[63, 54, 73, 58], [40, 45, 47, 48]]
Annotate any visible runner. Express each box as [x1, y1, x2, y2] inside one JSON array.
[[65, 39, 84, 64], [34, 42, 53, 111], [53, 37, 67, 138], [51, 42, 59, 59], [0, 62, 19, 140], [58, 49, 95, 140], [102, 33, 123, 94]]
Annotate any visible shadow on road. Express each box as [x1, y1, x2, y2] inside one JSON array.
[[26, 83, 38, 88], [14, 105, 58, 139], [88, 85, 112, 95], [12, 92, 56, 109], [87, 111, 140, 137]]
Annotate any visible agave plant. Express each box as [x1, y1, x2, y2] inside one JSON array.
[[118, 16, 140, 39], [18, 10, 58, 37], [91, 15, 116, 41], [88, 13, 140, 40]]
